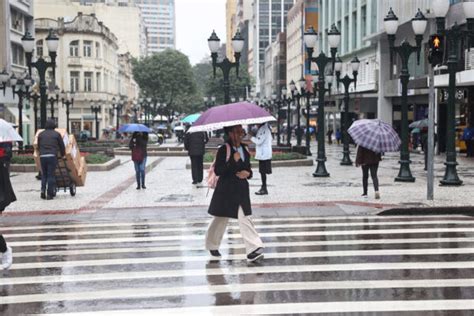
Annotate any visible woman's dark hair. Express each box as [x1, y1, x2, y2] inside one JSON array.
[[45, 119, 56, 130]]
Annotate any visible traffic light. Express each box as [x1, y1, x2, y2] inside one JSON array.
[[428, 34, 444, 66]]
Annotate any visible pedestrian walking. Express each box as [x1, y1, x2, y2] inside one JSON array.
[[355, 145, 381, 199], [462, 125, 474, 158], [38, 119, 66, 200], [129, 132, 148, 190], [251, 123, 272, 195], [335, 129, 342, 145], [1, 141, 15, 270], [327, 129, 333, 144], [184, 128, 208, 185], [205, 125, 264, 263]]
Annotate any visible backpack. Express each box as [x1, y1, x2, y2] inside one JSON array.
[[207, 143, 231, 192]]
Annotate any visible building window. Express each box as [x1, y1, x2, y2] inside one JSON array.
[[12, 44, 25, 66], [70, 71, 79, 92], [69, 40, 79, 57], [84, 41, 92, 57], [96, 72, 101, 91], [36, 40, 44, 57], [95, 42, 100, 58], [84, 72, 93, 92], [10, 9, 24, 33]]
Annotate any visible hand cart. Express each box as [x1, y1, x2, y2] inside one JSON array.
[[54, 158, 76, 196]]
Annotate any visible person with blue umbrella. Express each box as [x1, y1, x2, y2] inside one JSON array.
[[127, 124, 151, 189]]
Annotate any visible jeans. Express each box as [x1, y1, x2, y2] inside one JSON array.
[[362, 164, 379, 195], [134, 157, 147, 186], [40, 156, 58, 197]]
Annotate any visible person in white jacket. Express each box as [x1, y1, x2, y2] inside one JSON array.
[[251, 123, 273, 195]]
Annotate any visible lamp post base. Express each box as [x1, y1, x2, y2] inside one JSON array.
[[340, 151, 352, 166], [440, 161, 463, 186], [395, 160, 415, 182], [313, 159, 330, 177]]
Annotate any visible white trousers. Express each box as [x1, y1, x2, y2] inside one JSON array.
[[205, 206, 264, 255]]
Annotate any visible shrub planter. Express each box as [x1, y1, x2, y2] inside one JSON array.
[[10, 158, 121, 172], [114, 149, 188, 157]]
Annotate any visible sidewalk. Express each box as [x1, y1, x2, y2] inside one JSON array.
[[3, 140, 473, 217]]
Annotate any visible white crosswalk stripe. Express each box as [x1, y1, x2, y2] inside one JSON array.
[[1, 215, 474, 315]]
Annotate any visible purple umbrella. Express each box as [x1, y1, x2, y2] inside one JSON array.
[[348, 119, 401, 153], [187, 101, 276, 132]]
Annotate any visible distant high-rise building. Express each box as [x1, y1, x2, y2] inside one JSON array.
[[248, 0, 294, 95], [134, 0, 176, 55]]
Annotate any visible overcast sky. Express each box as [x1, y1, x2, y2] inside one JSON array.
[[175, 0, 226, 65]]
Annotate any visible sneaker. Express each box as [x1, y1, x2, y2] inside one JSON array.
[[40, 192, 46, 199], [192, 181, 198, 185], [141, 185, 146, 189], [209, 250, 221, 258], [136, 186, 141, 190], [46, 195, 54, 200], [255, 188, 268, 195], [2, 246, 13, 270], [375, 192, 380, 199], [361, 194, 368, 199], [247, 247, 264, 262]]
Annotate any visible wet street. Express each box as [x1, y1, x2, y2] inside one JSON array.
[[2, 211, 474, 315]]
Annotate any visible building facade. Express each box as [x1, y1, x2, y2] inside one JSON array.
[[226, 0, 238, 60], [35, 13, 138, 138], [134, 0, 176, 55], [36, 0, 147, 58], [248, 0, 294, 95], [0, 0, 34, 144]]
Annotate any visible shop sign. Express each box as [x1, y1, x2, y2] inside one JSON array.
[[439, 89, 467, 103]]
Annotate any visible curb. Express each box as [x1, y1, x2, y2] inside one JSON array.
[[10, 158, 121, 173], [88, 158, 121, 171], [185, 158, 314, 170], [378, 206, 474, 216], [114, 150, 188, 157]]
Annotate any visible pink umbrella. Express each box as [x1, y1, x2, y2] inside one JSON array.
[[188, 101, 276, 132]]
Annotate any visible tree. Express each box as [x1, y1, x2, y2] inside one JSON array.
[[193, 62, 253, 107], [132, 49, 197, 120]]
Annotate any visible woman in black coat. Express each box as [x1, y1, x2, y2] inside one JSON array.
[[355, 145, 382, 199], [205, 125, 264, 263]]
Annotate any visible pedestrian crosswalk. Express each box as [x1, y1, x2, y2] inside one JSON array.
[[1, 215, 474, 315]]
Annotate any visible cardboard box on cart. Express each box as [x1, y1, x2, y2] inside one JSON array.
[[33, 129, 87, 186]]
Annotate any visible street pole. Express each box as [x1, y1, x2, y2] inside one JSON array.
[[440, 25, 463, 186], [31, 92, 39, 132], [336, 57, 359, 166], [285, 94, 291, 146], [276, 98, 281, 146], [304, 91, 312, 156], [427, 63, 435, 200]]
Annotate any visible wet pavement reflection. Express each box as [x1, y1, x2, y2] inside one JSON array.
[[1, 215, 474, 314]]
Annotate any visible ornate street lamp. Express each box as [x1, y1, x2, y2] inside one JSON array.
[[61, 90, 74, 134], [22, 29, 59, 129], [112, 97, 124, 139], [277, 88, 287, 146], [290, 78, 305, 147], [208, 30, 244, 104], [301, 81, 313, 156], [47, 85, 60, 120], [90, 103, 101, 140], [203, 96, 216, 108], [0, 69, 10, 95], [10, 73, 33, 149], [384, 7, 427, 182], [132, 103, 140, 123], [304, 24, 341, 177], [431, 0, 473, 186], [335, 55, 360, 166]]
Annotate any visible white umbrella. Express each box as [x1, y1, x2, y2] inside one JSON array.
[[0, 118, 23, 142]]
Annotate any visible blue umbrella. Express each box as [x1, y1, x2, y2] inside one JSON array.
[[181, 113, 201, 124], [121, 124, 151, 133], [118, 124, 130, 133]]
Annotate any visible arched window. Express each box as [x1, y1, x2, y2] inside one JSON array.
[[36, 39, 43, 57], [69, 40, 79, 57]]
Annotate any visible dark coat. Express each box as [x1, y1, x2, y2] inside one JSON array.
[[184, 132, 208, 156], [38, 129, 66, 157], [208, 142, 253, 219], [355, 146, 381, 166], [129, 134, 148, 159], [0, 158, 16, 212]]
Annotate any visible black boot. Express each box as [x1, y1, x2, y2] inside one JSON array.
[[255, 186, 268, 195]]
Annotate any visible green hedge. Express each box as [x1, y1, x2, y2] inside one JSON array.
[[85, 153, 112, 164], [203, 151, 306, 163], [11, 155, 35, 164], [77, 141, 123, 148]]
